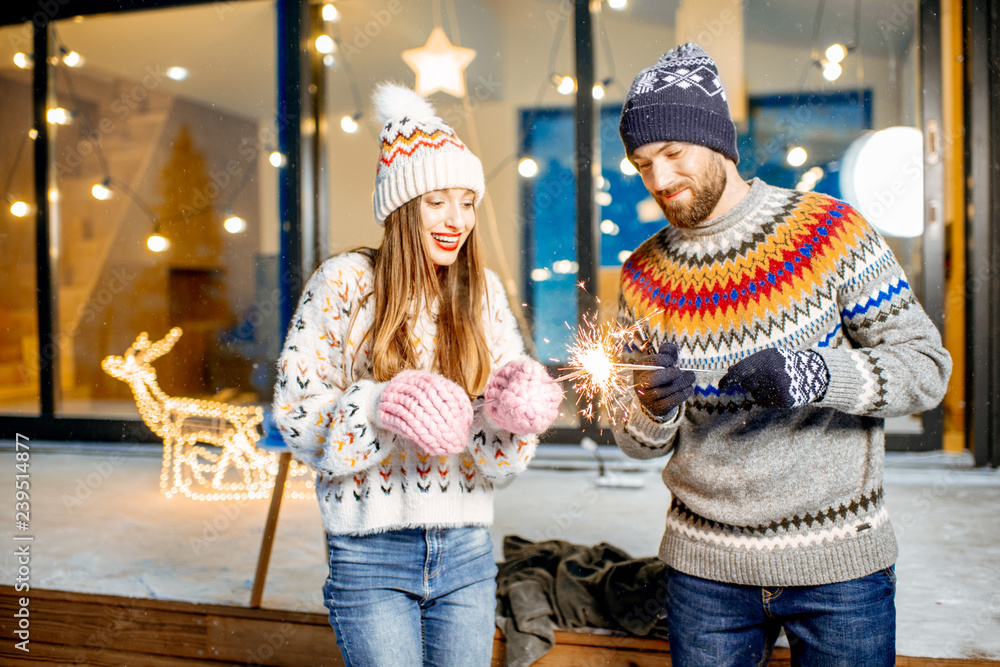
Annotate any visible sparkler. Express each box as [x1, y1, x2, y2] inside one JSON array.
[[551, 312, 729, 422], [554, 313, 660, 421]]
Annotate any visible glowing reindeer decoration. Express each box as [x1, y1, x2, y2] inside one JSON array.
[[102, 327, 312, 502]]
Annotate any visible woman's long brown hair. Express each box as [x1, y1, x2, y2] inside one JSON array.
[[359, 194, 492, 397]]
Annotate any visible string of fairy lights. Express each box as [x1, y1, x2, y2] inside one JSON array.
[[3, 26, 273, 254]]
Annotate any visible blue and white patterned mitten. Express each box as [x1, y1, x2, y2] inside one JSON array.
[[719, 348, 830, 409]]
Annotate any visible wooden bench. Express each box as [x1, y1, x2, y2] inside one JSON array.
[[2, 586, 996, 666]]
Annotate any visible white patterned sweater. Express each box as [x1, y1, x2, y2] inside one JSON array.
[[273, 252, 537, 536]]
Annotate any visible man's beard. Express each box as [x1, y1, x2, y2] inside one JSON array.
[[656, 154, 728, 229]]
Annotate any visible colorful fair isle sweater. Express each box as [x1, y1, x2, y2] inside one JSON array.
[[274, 252, 536, 536], [612, 178, 951, 587]]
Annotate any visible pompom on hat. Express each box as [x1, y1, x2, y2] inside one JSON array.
[[619, 43, 739, 163], [371, 83, 485, 224]]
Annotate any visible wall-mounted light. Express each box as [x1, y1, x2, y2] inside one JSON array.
[[166, 66, 189, 81], [517, 157, 538, 178], [592, 83, 605, 100], [13, 52, 32, 69]]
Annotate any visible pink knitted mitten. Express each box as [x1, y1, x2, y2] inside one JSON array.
[[484, 359, 564, 434], [377, 370, 473, 456]]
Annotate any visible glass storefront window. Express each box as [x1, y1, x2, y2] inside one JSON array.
[[319, 0, 581, 428], [42, 2, 280, 418], [522, 0, 923, 432], [0, 23, 39, 415]]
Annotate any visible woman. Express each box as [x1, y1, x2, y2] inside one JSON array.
[[273, 83, 563, 666]]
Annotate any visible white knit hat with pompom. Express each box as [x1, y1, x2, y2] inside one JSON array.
[[371, 82, 485, 224]]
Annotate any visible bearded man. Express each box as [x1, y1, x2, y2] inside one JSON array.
[[612, 43, 951, 666]]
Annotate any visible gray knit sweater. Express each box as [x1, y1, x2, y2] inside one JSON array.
[[612, 179, 952, 586]]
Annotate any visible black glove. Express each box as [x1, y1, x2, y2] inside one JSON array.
[[633, 342, 696, 419], [719, 348, 829, 409]]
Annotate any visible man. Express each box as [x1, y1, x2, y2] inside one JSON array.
[[612, 43, 951, 666]]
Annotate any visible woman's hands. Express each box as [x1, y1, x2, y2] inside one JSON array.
[[484, 359, 564, 434], [377, 370, 473, 456]]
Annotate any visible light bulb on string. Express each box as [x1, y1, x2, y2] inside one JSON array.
[[340, 113, 360, 134], [518, 158, 538, 178], [322, 3, 339, 21], [46, 107, 73, 125], [552, 74, 576, 95], [13, 52, 32, 69], [9, 199, 30, 218], [315, 34, 335, 55], [91, 179, 112, 200], [269, 151, 287, 168], [821, 60, 842, 81], [592, 83, 605, 100], [786, 146, 808, 167], [147, 230, 169, 253], [62, 50, 84, 67], [224, 213, 247, 234], [825, 43, 847, 64]]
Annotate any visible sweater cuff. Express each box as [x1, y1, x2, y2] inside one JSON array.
[[813, 348, 862, 413], [367, 381, 390, 430], [625, 392, 684, 445]]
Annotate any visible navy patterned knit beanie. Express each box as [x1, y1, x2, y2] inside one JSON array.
[[619, 43, 739, 163]]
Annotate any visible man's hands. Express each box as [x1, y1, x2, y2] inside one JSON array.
[[633, 341, 696, 419], [719, 348, 829, 409]]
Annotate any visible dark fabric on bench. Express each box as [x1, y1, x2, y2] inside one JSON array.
[[495, 535, 670, 667]]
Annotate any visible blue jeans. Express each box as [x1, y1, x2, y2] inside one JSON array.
[[323, 526, 498, 667], [664, 566, 896, 667]]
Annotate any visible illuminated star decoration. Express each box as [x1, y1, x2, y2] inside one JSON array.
[[402, 26, 476, 97]]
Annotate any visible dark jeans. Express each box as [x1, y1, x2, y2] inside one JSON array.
[[664, 565, 896, 667]]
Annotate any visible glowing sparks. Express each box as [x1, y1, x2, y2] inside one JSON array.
[[557, 314, 655, 423]]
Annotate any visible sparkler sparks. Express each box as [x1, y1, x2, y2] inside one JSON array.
[[556, 313, 653, 422]]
